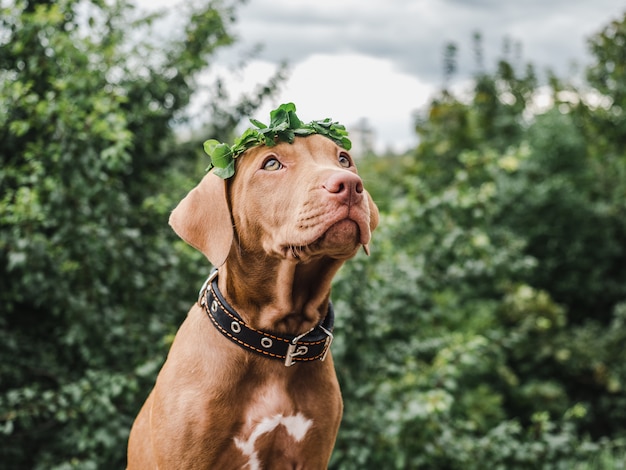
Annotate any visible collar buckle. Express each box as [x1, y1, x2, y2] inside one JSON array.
[[284, 324, 334, 367], [198, 269, 219, 306], [284, 328, 314, 367], [318, 325, 334, 362]]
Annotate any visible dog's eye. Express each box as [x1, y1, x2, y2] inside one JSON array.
[[262, 158, 283, 171], [338, 153, 352, 168]]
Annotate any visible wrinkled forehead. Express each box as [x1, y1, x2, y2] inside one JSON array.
[[232, 135, 349, 179]]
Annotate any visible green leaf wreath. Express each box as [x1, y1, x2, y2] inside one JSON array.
[[203, 103, 352, 179]]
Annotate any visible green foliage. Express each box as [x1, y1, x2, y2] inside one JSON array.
[[0, 0, 279, 467], [330, 14, 626, 469], [204, 102, 351, 178], [412, 53, 536, 190]]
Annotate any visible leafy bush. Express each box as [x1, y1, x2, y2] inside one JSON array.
[[330, 14, 626, 468], [0, 0, 279, 467]]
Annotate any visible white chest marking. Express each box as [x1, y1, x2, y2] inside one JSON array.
[[234, 413, 313, 470]]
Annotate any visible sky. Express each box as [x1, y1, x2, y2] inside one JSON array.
[[139, 0, 624, 153]]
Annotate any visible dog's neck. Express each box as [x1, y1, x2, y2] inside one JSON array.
[[218, 252, 345, 335]]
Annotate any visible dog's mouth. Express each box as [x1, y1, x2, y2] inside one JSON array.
[[322, 218, 361, 246], [283, 218, 365, 261]]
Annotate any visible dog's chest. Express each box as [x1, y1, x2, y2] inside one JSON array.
[[233, 382, 315, 469]]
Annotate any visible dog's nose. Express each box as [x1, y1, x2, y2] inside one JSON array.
[[323, 172, 364, 203]]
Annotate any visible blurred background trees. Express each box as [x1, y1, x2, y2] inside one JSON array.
[[1, 0, 625, 468], [331, 13, 626, 469], [0, 0, 282, 467]]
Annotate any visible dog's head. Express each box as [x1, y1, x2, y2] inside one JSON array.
[[169, 134, 379, 267]]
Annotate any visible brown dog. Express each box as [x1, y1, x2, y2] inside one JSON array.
[[127, 134, 379, 469]]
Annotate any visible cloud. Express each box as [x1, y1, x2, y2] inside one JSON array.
[[234, 0, 624, 83]]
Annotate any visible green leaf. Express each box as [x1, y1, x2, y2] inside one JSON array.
[[213, 160, 235, 179], [281, 102, 296, 113], [278, 129, 295, 143], [269, 108, 287, 128], [294, 128, 314, 137], [209, 143, 232, 168], [203, 139, 221, 155], [287, 110, 302, 129], [249, 118, 267, 129], [339, 137, 352, 150], [233, 128, 263, 152]]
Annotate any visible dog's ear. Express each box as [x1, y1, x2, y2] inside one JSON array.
[[169, 171, 233, 267], [363, 192, 380, 256]]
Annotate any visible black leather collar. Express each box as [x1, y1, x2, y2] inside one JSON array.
[[198, 270, 334, 366]]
